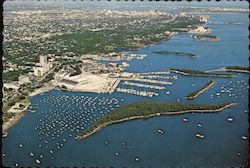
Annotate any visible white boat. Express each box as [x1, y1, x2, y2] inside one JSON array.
[[195, 133, 205, 139], [227, 117, 234, 122], [241, 136, 248, 140], [35, 159, 41, 164], [183, 118, 188, 122], [157, 129, 164, 134], [135, 157, 140, 162]]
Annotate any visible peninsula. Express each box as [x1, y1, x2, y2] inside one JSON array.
[[76, 102, 236, 139]]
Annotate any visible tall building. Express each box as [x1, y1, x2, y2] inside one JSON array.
[[39, 55, 48, 67]]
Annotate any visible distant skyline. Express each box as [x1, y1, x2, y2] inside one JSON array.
[[4, 0, 249, 11]]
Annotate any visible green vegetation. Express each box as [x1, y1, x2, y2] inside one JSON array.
[[170, 68, 233, 78], [186, 80, 215, 99], [153, 50, 196, 58], [3, 94, 30, 114], [78, 101, 235, 138]]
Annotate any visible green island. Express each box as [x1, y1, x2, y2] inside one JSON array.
[[193, 34, 219, 41], [170, 68, 233, 78], [224, 66, 250, 74], [153, 50, 196, 58], [76, 101, 236, 139], [185, 80, 215, 99]]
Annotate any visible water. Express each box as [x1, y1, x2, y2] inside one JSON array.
[[2, 10, 249, 168]]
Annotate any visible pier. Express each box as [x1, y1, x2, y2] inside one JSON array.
[[123, 81, 165, 90], [121, 78, 172, 85], [116, 88, 159, 97], [139, 75, 177, 80]]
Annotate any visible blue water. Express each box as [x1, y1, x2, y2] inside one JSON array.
[[2, 12, 249, 168]]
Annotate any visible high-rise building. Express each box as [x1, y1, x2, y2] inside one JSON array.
[[39, 55, 47, 67]]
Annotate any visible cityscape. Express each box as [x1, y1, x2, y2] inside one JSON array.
[[2, 0, 249, 167]]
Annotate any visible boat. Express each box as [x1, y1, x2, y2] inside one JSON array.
[[195, 133, 205, 139], [30, 152, 34, 157], [35, 159, 41, 164], [241, 136, 248, 140], [227, 117, 234, 122], [157, 129, 164, 134], [135, 157, 140, 162], [182, 118, 188, 122]]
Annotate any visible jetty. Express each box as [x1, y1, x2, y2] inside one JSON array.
[[185, 80, 215, 99], [116, 88, 159, 97], [139, 75, 177, 80], [121, 78, 172, 85], [139, 71, 170, 75], [123, 81, 165, 90]]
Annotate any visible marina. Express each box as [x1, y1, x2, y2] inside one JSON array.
[[2, 2, 249, 167]]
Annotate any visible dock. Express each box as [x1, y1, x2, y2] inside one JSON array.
[[116, 88, 159, 97]]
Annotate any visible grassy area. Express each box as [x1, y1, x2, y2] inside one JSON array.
[[78, 101, 235, 138], [153, 50, 196, 58], [185, 80, 215, 99], [170, 68, 233, 78]]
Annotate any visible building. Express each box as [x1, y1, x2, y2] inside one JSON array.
[[34, 67, 47, 77], [39, 55, 48, 67], [18, 75, 30, 85], [199, 15, 209, 22]]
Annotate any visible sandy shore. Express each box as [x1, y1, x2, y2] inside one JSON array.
[[76, 103, 237, 139], [29, 85, 55, 97], [2, 102, 31, 137], [3, 85, 55, 137]]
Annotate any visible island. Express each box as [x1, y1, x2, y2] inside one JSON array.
[[153, 50, 196, 58], [193, 34, 219, 41], [170, 68, 233, 78], [185, 80, 215, 99], [76, 101, 236, 139]]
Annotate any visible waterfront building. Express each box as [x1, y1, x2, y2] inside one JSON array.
[[199, 15, 209, 22]]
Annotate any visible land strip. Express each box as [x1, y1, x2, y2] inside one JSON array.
[[185, 80, 215, 99], [170, 68, 233, 78]]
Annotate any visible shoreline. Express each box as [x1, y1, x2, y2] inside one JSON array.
[[75, 102, 236, 139], [2, 85, 55, 137], [2, 102, 31, 137]]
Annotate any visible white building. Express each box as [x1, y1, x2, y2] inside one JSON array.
[[39, 55, 48, 67], [34, 67, 47, 77], [18, 75, 30, 85], [199, 15, 209, 22]]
